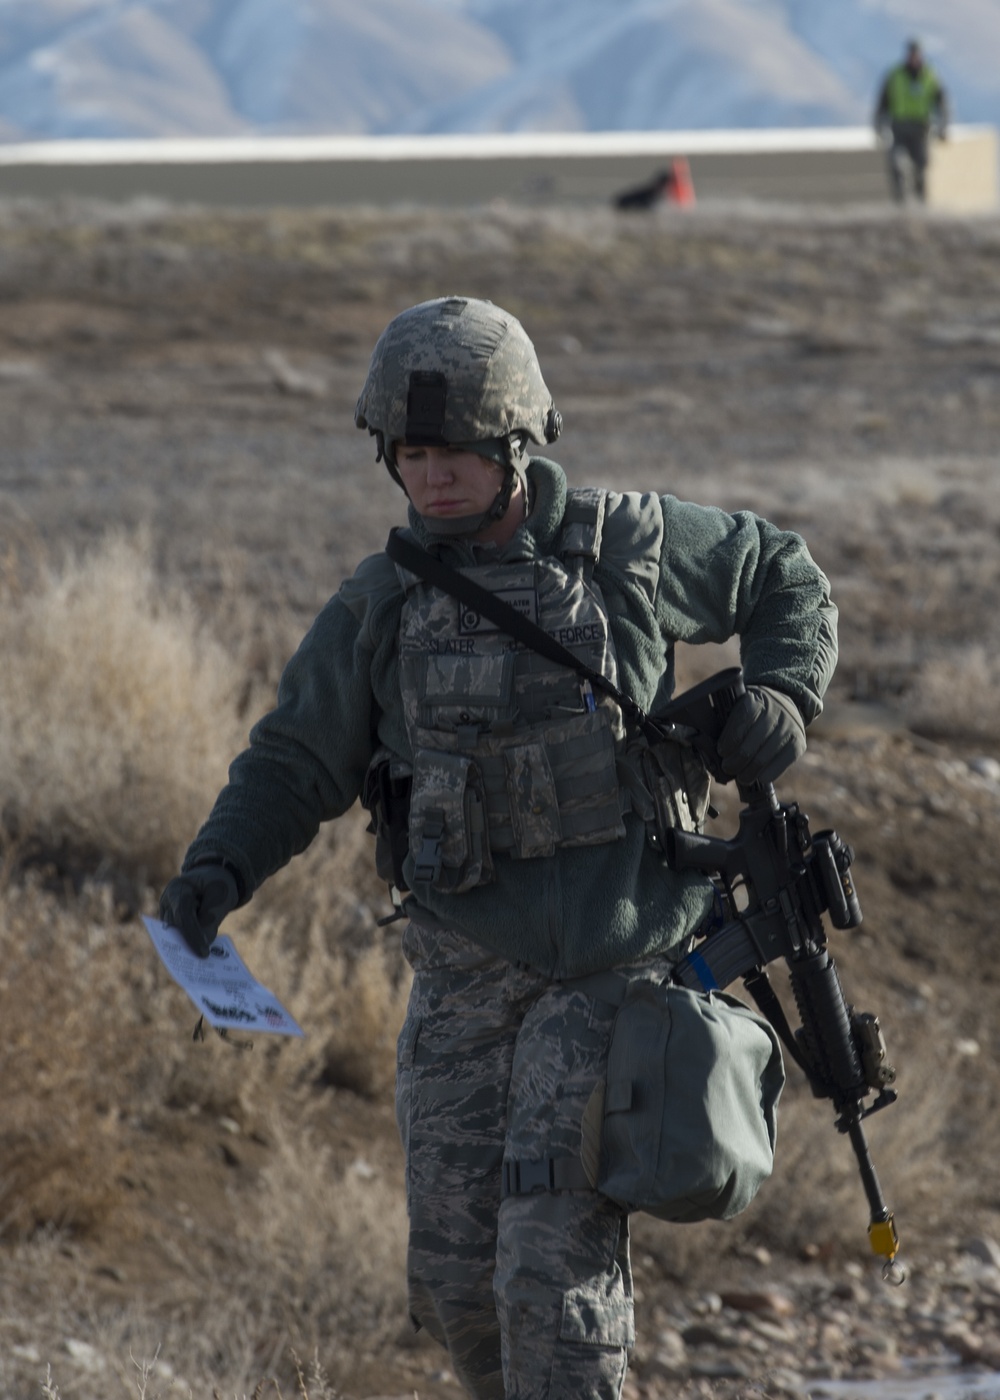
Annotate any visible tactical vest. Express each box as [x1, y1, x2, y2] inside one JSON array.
[[364, 489, 711, 896]]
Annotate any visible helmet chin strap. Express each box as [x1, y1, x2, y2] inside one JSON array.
[[420, 509, 498, 538]]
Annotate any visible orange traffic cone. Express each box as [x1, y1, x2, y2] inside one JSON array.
[[666, 157, 696, 207]]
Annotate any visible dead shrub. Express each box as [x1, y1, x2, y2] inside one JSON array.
[[903, 644, 1000, 740], [0, 881, 136, 1240], [0, 530, 243, 886], [312, 941, 412, 1099], [247, 1112, 408, 1340]]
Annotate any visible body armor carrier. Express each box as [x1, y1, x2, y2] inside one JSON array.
[[364, 490, 711, 896]]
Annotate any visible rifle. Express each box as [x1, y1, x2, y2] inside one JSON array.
[[656, 668, 903, 1280]]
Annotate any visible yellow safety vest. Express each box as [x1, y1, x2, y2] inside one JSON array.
[[886, 65, 941, 123]]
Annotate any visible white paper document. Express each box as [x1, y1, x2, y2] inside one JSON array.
[[142, 916, 305, 1038]]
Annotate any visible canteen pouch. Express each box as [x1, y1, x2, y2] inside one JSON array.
[[582, 980, 784, 1222]]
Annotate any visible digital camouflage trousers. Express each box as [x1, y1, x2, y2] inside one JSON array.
[[395, 919, 638, 1400]]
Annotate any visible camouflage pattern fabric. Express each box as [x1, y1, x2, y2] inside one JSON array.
[[397, 550, 623, 740], [398, 543, 631, 893], [397, 919, 663, 1400], [355, 297, 561, 452]]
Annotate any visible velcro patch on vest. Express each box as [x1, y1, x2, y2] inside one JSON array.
[[458, 584, 539, 635]]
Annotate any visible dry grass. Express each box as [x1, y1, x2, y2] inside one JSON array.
[[0, 877, 146, 1242], [0, 528, 244, 885], [249, 1118, 409, 1333], [0, 523, 997, 1395], [903, 644, 1000, 740], [0, 875, 410, 1396], [0, 531, 414, 1397]]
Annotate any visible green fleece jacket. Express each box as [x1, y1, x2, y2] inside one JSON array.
[[184, 458, 837, 977]]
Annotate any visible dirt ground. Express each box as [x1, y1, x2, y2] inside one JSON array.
[[2, 195, 1000, 1398]]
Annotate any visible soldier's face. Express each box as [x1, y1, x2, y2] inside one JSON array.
[[395, 443, 504, 521]]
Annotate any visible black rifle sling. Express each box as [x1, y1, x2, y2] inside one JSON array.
[[742, 968, 811, 1076], [385, 527, 663, 740]]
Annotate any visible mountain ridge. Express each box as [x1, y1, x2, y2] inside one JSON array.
[[0, 0, 996, 143]]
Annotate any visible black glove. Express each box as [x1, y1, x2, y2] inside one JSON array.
[[717, 685, 806, 788], [159, 863, 240, 958]]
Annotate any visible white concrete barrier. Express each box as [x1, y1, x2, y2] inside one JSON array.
[[0, 127, 994, 211]]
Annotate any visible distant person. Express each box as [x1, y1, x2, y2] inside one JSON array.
[[159, 297, 835, 1400], [614, 161, 696, 211], [874, 38, 949, 203], [614, 167, 675, 210]]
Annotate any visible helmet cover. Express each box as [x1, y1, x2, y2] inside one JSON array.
[[355, 296, 562, 462]]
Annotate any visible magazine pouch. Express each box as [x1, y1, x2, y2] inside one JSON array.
[[407, 745, 493, 893]]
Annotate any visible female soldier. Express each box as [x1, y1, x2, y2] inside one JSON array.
[[161, 296, 837, 1400]]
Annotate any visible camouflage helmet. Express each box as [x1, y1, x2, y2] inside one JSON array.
[[354, 296, 562, 471]]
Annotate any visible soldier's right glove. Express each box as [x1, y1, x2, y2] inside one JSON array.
[[159, 863, 240, 959]]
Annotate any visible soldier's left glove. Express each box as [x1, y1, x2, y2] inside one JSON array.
[[717, 685, 807, 787]]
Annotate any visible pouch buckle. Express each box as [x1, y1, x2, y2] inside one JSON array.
[[413, 809, 445, 883]]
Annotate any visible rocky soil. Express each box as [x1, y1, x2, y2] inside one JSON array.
[[623, 1236, 1000, 1399]]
